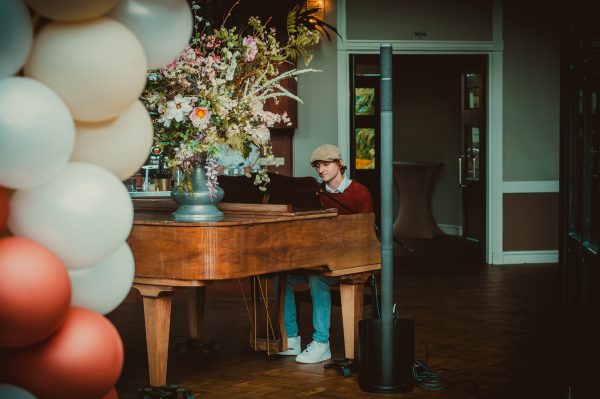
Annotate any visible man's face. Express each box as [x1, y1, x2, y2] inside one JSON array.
[[314, 160, 342, 183]]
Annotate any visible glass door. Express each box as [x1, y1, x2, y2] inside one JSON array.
[[350, 54, 381, 224], [561, 4, 600, 394], [460, 66, 486, 255]]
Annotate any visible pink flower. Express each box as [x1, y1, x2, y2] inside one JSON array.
[[243, 35, 258, 62]]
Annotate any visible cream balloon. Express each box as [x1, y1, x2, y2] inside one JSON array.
[[24, 18, 147, 123], [108, 0, 192, 69], [69, 242, 134, 315], [8, 162, 133, 270], [24, 0, 118, 22], [0, 0, 33, 77], [71, 101, 153, 181], [0, 77, 75, 189]]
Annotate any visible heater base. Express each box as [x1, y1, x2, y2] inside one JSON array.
[[357, 317, 415, 393]]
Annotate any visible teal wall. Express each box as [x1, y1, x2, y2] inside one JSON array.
[[503, 0, 560, 181], [293, 1, 339, 178], [294, 0, 562, 223], [346, 0, 492, 41]]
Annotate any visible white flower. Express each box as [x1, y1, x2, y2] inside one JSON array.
[[250, 125, 270, 143], [164, 95, 193, 125], [249, 99, 263, 114], [225, 52, 239, 81]]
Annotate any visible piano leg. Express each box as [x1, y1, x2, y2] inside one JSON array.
[[178, 286, 218, 355], [340, 281, 365, 360], [187, 287, 206, 339], [133, 283, 176, 387]]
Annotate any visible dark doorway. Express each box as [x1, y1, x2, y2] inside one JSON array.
[[349, 54, 487, 262]]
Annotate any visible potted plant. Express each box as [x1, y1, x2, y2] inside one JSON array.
[[140, 2, 332, 220]]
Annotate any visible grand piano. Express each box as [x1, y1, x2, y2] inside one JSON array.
[[128, 174, 381, 387]]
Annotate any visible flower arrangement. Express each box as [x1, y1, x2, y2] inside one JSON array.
[[141, 2, 323, 196]]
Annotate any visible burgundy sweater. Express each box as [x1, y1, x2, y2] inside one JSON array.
[[319, 180, 374, 215]]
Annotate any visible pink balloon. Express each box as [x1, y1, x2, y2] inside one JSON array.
[[101, 386, 119, 399], [0, 237, 71, 348], [0, 307, 124, 399]]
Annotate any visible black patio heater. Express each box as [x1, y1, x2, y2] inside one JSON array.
[[357, 44, 415, 393]]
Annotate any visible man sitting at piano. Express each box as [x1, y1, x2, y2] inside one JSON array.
[[277, 144, 374, 363]]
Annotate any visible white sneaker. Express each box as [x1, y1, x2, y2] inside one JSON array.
[[277, 336, 301, 356], [295, 340, 331, 363]]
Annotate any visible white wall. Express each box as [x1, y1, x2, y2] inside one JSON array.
[[293, 0, 339, 178]]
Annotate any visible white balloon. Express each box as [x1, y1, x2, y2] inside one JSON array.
[[71, 100, 153, 181], [0, 384, 37, 399], [8, 162, 133, 269], [24, 18, 147, 122], [108, 0, 192, 69], [0, 77, 75, 189], [24, 0, 118, 22], [69, 242, 135, 315], [0, 0, 33, 77]]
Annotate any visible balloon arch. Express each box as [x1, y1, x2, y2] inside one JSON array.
[[0, 0, 193, 397]]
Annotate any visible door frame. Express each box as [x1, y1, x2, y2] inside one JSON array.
[[334, 0, 504, 264]]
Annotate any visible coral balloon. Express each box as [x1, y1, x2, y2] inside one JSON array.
[[8, 162, 134, 270], [101, 386, 119, 399], [0, 307, 124, 399], [0, 77, 75, 189], [0, 187, 8, 231], [0, 0, 34, 77], [24, 0, 118, 22], [0, 384, 37, 399], [69, 242, 135, 315], [0, 237, 71, 348], [108, 0, 192, 69], [24, 18, 147, 122], [71, 100, 153, 180]]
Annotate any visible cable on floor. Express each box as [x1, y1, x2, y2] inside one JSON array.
[[412, 342, 446, 391], [413, 359, 446, 391], [412, 342, 480, 393]]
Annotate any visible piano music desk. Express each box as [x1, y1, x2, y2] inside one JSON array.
[[128, 204, 381, 387]]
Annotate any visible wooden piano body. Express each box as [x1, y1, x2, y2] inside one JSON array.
[[129, 174, 381, 387]]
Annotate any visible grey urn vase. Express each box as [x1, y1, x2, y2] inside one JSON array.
[[171, 164, 224, 222]]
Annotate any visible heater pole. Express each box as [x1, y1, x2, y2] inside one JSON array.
[[358, 45, 414, 394], [379, 43, 394, 384]]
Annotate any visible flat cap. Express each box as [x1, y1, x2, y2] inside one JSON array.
[[310, 144, 342, 163]]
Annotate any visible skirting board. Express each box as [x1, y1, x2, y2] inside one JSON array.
[[438, 224, 461, 236], [492, 250, 558, 265]]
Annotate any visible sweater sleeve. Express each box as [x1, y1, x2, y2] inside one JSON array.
[[352, 182, 374, 214]]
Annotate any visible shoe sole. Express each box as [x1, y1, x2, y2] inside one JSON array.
[[295, 352, 332, 364], [277, 349, 301, 356]]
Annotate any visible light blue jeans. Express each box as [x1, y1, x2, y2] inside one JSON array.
[[283, 274, 336, 343]]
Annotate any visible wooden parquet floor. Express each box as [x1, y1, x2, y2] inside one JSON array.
[[110, 236, 562, 398]]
